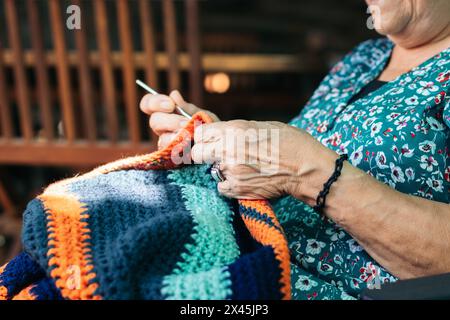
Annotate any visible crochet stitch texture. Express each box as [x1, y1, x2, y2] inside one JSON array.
[[0, 112, 291, 300]]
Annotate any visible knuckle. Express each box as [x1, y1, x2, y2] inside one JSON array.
[[190, 144, 201, 163], [227, 164, 240, 175], [233, 184, 243, 194], [219, 188, 232, 198], [231, 164, 248, 176], [157, 137, 165, 149], [229, 120, 248, 129], [219, 162, 229, 173], [194, 124, 207, 142], [151, 94, 170, 111], [149, 113, 160, 129]]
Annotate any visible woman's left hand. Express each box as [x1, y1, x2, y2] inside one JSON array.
[[191, 120, 339, 202]]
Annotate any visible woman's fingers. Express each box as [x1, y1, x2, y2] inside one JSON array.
[[149, 112, 188, 136], [139, 93, 175, 115], [169, 90, 200, 116], [217, 180, 232, 196], [191, 142, 222, 164], [217, 179, 261, 199], [158, 132, 176, 150], [194, 123, 226, 144], [139, 90, 220, 122], [170, 90, 220, 121]]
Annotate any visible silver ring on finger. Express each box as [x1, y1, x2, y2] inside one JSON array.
[[211, 162, 225, 183]]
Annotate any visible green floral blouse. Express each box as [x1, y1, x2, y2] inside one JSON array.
[[273, 38, 450, 300]]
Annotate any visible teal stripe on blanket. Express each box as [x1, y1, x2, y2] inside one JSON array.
[[162, 165, 239, 299]]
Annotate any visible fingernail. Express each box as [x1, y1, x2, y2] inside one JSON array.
[[179, 119, 188, 127], [161, 100, 173, 111]]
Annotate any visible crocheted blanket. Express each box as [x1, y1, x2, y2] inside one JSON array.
[[0, 112, 290, 300]]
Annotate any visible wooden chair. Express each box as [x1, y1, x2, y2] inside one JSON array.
[[0, 0, 203, 261]]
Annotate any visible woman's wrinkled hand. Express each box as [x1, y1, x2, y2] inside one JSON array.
[[139, 90, 219, 150], [191, 120, 338, 202]]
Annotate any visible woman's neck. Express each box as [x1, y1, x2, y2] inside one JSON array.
[[378, 27, 450, 82]]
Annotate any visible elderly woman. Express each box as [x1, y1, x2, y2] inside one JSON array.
[[140, 0, 450, 299]]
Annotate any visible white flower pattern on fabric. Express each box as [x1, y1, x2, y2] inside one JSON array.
[[405, 95, 420, 106], [417, 81, 439, 96], [375, 151, 388, 169], [295, 275, 319, 291], [350, 146, 364, 166], [306, 239, 326, 255], [420, 155, 438, 172]]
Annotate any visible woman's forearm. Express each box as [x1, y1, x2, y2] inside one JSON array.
[[319, 162, 450, 279]]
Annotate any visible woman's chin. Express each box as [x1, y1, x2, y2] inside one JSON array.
[[366, 0, 382, 5], [374, 26, 389, 36]]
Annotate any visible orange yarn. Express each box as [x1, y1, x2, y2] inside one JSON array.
[[0, 286, 7, 300], [240, 200, 291, 300], [95, 111, 213, 173], [12, 285, 36, 300], [0, 263, 8, 300], [39, 191, 100, 300], [240, 199, 283, 229]]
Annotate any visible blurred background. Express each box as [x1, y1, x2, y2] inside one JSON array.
[[0, 0, 378, 263]]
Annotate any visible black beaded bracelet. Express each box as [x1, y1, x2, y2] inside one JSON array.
[[313, 154, 348, 216]]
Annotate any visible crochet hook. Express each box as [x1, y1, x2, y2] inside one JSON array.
[[136, 79, 192, 119]]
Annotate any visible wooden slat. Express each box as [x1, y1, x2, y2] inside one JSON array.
[[1, 50, 323, 73], [26, 0, 54, 141], [0, 141, 155, 166], [138, 0, 159, 144], [202, 54, 322, 73], [72, 0, 96, 142], [0, 40, 13, 139], [0, 179, 15, 216], [138, 0, 158, 89], [5, 0, 33, 141], [49, 0, 76, 142], [0, 214, 22, 260], [93, 0, 119, 143], [162, 0, 180, 91], [117, 0, 140, 144], [185, 0, 203, 106]]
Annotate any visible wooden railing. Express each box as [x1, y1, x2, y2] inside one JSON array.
[[0, 0, 203, 166]]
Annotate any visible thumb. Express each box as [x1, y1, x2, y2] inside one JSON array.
[[169, 90, 201, 116]]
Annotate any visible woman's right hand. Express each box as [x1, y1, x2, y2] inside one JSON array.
[[139, 90, 219, 150]]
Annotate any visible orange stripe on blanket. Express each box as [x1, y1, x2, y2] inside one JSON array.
[[240, 202, 291, 300], [0, 286, 7, 300], [12, 285, 36, 300], [39, 189, 101, 300], [240, 199, 283, 229], [0, 263, 8, 300]]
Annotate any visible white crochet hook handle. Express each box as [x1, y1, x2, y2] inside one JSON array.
[[136, 79, 192, 120]]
